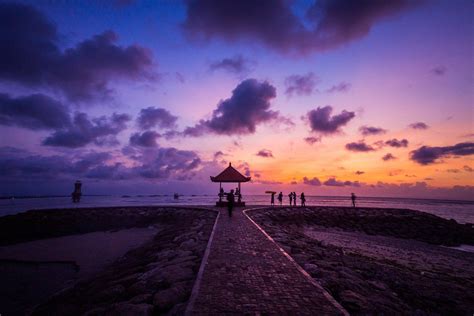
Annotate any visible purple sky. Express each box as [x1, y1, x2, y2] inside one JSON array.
[[0, 0, 473, 199]]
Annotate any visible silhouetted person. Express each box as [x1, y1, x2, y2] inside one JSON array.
[[292, 192, 297, 206], [71, 180, 82, 203], [271, 192, 275, 205], [278, 192, 283, 205], [351, 193, 357, 208], [300, 192, 306, 207], [288, 192, 293, 206], [227, 189, 235, 217], [235, 187, 242, 203], [219, 187, 224, 202]]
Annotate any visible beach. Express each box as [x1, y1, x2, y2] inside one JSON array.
[[0, 205, 473, 315]]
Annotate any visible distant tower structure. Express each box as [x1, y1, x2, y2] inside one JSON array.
[[72, 180, 82, 203]]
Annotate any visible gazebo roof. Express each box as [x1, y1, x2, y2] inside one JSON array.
[[210, 163, 251, 183]]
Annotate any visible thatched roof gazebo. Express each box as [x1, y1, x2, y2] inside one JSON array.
[[211, 162, 251, 207]]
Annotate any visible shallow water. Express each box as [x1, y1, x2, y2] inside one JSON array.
[[1, 194, 473, 224]]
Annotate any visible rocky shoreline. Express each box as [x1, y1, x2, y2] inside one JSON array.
[[249, 207, 474, 315], [0, 207, 217, 315]]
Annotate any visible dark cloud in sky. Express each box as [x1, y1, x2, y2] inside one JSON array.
[[345, 141, 374, 152], [323, 177, 360, 187], [382, 153, 397, 161], [43, 112, 131, 148], [129, 131, 160, 147], [303, 176, 321, 186], [209, 55, 255, 75], [137, 107, 178, 130], [184, 79, 281, 136], [409, 122, 429, 130], [183, 0, 419, 55], [325, 82, 351, 93], [463, 165, 473, 172], [355, 170, 365, 175], [0, 3, 155, 101], [0, 93, 70, 130], [307, 106, 355, 134], [410, 142, 474, 165], [385, 138, 408, 148], [256, 149, 274, 158], [284, 72, 319, 97], [431, 65, 447, 76], [304, 136, 321, 145], [0, 146, 201, 181], [359, 125, 387, 136]]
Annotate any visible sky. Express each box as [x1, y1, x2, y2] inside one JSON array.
[[0, 0, 473, 199]]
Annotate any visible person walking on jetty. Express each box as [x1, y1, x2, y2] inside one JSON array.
[[351, 193, 357, 208], [288, 192, 293, 206], [227, 189, 235, 217], [270, 192, 275, 205], [292, 192, 297, 206], [278, 192, 283, 205], [300, 192, 306, 207], [71, 180, 82, 203]]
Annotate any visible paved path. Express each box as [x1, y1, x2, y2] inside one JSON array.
[[187, 208, 347, 315]]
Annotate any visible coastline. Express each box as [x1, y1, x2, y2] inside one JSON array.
[[0, 205, 473, 314]]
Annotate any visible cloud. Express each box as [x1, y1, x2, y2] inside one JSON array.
[[256, 149, 274, 158], [136, 107, 178, 130], [323, 177, 360, 187], [409, 122, 429, 130], [431, 65, 447, 76], [184, 79, 282, 136], [385, 138, 409, 148], [463, 165, 473, 172], [284, 72, 319, 96], [303, 176, 321, 186], [446, 169, 460, 173], [209, 55, 255, 75], [43, 112, 131, 148], [304, 136, 321, 145], [382, 153, 397, 161], [359, 125, 387, 136], [182, 0, 419, 55], [307, 106, 355, 134], [129, 131, 160, 147], [345, 141, 375, 152], [0, 3, 155, 101], [355, 170, 365, 175], [213, 151, 225, 159], [0, 93, 70, 130], [0, 146, 201, 181], [410, 142, 474, 165], [325, 82, 351, 93]]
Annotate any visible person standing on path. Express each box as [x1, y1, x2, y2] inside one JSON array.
[[351, 193, 357, 208], [300, 192, 306, 206], [293, 192, 297, 206], [288, 192, 293, 206], [278, 192, 283, 206], [227, 189, 235, 217], [270, 192, 275, 206]]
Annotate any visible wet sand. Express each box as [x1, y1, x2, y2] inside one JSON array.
[[249, 206, 474, 315]]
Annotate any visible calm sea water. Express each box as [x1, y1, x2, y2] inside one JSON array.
[[1, 195, 473, 224]]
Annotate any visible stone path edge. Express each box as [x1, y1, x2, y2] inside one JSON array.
[[185, 208, 220, 315], [243, 207, 349, 316]]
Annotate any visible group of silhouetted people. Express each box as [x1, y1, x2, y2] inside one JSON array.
[[271, 191, 306, 206]]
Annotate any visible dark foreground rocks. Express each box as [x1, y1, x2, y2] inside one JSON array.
[[249, 207, 474, 315], [1, 207, 217, 315]]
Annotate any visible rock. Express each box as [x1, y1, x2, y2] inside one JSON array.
[[105, 303, 154, 316], [303, 263, 319, 275], [161, 265, 195, 283], [153, 282, 190, 311], [339, 290, 367, 312], [97, 284, 125, 301], [180, 238, 198, 250], [129, 294, 152, 304]]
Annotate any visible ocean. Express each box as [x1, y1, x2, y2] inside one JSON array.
[[1, 195, 473, 224]]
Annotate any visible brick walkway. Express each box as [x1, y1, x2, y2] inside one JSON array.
[[187, 208, 347, 315]]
